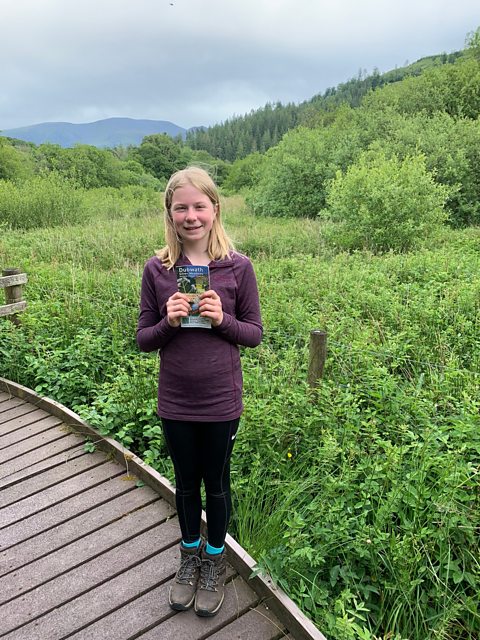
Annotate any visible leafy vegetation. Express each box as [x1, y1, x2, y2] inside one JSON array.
[[321, 151, 450, 252], [246, 44, 480, 234], [0, 173, 86, 229], [1, 196, 479, 640], [0, 176, 161, 230]]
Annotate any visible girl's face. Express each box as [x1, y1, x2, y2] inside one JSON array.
[[171, 184, 217, 252]]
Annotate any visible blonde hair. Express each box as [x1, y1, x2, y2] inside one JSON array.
[[156, 166, 234, 269]]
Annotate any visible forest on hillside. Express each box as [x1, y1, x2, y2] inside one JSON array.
[[185, 51, 462, 161]]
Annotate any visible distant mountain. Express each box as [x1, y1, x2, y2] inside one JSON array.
[[0, 117, 196, 148]]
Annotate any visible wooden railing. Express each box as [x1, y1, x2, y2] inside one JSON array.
[[1, 268, 27, 323]]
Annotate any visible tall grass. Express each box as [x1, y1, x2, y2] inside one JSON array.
[[1, 194, 479, 639]]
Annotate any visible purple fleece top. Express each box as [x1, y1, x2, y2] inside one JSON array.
[[137, 251, 262, 421]]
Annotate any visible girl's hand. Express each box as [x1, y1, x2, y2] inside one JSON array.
[[166, 292, 190, 327], [199, 290, 223, 327]]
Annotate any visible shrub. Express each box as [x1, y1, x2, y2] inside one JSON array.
[[0, 172, 86, 229], [361, 56, 480, 120], [0, 139, 34, 181], [222, 152, 265, 194], [82, 184, 162, 220], [321, 152, 450, 252], [360, 111, 480, 227], [247, 107, 376, 218]]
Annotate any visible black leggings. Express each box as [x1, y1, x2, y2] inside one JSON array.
[[161, 417, 240, 548]]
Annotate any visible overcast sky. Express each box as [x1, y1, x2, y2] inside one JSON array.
[[1, 0, 479, 131]]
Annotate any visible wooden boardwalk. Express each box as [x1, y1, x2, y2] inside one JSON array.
[[0, 378, 326, 640]]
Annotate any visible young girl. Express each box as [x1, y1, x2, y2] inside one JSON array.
[[137, 166, 262, 617]]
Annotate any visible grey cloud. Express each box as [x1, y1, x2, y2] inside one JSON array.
[[1, 0, 479, 130]]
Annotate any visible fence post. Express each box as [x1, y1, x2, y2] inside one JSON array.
[[1, 267, 26, 325], [308, 329, 327, 390]]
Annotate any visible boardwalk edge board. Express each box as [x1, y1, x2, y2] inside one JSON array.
[[0, 376, 327, 640]]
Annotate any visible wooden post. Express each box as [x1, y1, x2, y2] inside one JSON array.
[[308, 329, 327, 389], [1, 267, 27, 325]]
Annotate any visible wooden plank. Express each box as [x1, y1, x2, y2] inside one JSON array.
[[0, 408, 57, 437], [0, 519, 181, 635], [0, 445, 86, 490], [0, 391, 13, 402], [0, 273, 28, 288], [0, 397, 26, 413], [0, 301, 26, 316], [0, 487, 160, 575], [133, 575, 259, 640], [206, 603, 286, 640], [2, 546, 179, 640], [0, 378, 327, 640], [69, 565, 244, 640], [0, 451, 107, 507], [67, 582, 177, 640], [1, 422, 70, 463], [8, 546, 237, 640], [0, 499, 174, 601], [1, 474, 138, 548], [0, 415, 70, 449], [0, 378, 179, 504], [0, 403, 42, 427], [0, 433, 86, 486], [0, 461, 126, 525]]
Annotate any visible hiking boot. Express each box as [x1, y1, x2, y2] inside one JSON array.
[[194, 548, 227, 617], [168, 542, 203, 611]]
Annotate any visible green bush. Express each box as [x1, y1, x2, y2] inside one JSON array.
[[0, 139, 34, 181], [82, 184, 162, 220], [246, 112, 363, 217], [222, 152, 265, 194], [321, 152, 450, 252], [245, 53, 480, 226], [0, 172, 87, 229], [117, 159, 164, 189], [353, 110, 480, 227]]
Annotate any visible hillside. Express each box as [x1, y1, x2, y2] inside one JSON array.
[[0, 117, 192, 148], [186, 51, 463, 161]]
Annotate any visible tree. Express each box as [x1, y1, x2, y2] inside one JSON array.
[[247, 106, 367, 217], [379, 112, 480, 226], [362, 55, 480, 120], [34, 142, 157, 188], [66, 145, 122, 188], [465, 26, 480, 61], [134, 134, 183, 180]]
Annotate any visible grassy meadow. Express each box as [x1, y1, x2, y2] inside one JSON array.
[[1, 193, 479, 640]]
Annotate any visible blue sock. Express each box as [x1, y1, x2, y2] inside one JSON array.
[[181, 538, 201, 549], [206, 542, 224, 555]]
